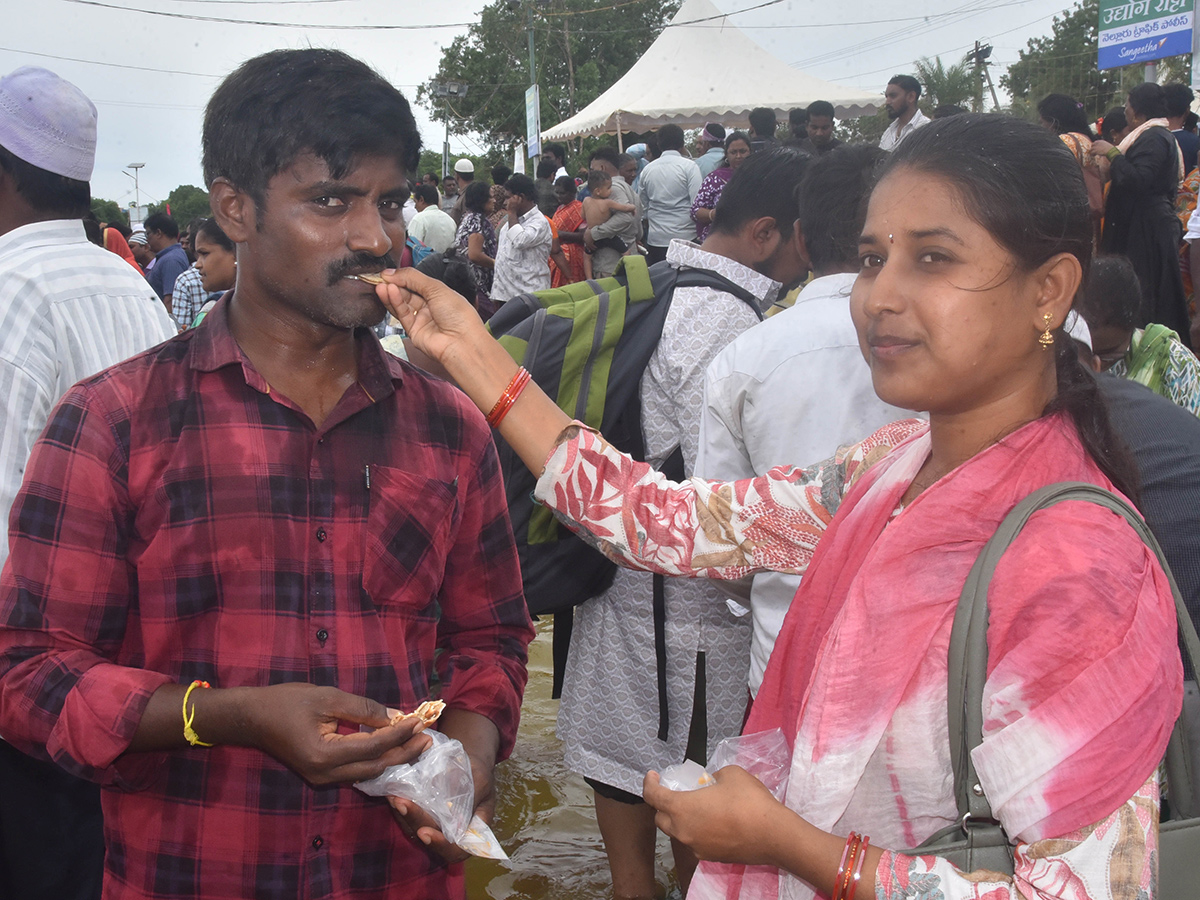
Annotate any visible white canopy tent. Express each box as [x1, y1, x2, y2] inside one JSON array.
[[541, 0, 879, 146]]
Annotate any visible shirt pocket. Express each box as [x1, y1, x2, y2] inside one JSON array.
[[361, 465, 458, 616]]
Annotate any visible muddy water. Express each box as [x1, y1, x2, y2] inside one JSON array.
[[465, 619, 679, 900]]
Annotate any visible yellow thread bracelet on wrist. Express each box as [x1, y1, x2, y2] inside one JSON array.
[[182, 679, 214, 747]]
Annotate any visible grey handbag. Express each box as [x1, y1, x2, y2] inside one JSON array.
[[907, 482, 1200, 894]]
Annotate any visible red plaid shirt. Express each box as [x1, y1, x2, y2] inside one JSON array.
[[0, 297, 533, 899]]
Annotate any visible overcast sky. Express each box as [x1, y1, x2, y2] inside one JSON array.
[[4, 0, 1086, 209]]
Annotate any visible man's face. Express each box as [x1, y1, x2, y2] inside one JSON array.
[[884, 84, 916, 120], [507, 191, 534, 216], [240, 151, 405, 330], [131, 242, 154, 266], [619, 159, 638, 185], [145, 229, 169, 253], [443, 177, 457, 196], [807, 115, 835, 147], [541, 150, 561, 169]]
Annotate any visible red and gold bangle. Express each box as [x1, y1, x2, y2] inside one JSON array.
[[485, 367, 531, 429], [833, 832, 859, 900], [845, 834, 871, 900]]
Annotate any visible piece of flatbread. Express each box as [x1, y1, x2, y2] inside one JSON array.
[[388, 699, 446, 728], [353, 272, 386, 285]]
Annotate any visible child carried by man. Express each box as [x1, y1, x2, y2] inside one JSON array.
[[582, 170, 637, 279]]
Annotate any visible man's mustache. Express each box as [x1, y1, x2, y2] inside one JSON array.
[[327, 252, 398, 286]]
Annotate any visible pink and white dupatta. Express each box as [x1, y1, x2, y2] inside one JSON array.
[[690, 413, 1181, 900]]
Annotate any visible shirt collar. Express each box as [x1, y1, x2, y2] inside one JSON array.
[[0, 218, 89, 254], [665, 239, 783, 308], [189, 292, 400, 403]]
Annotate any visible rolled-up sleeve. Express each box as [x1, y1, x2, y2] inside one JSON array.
[[0, 384, 171, 786]]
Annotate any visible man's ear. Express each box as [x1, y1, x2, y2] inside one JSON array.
[[748, 215, 779, 258], [790, 218, 811, 273], [209, 178, 255, 243]]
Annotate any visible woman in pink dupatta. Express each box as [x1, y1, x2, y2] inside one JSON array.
[[375, 116, 1181, 900]]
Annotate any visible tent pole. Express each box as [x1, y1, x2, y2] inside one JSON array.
[[616, 113, 623, 153]]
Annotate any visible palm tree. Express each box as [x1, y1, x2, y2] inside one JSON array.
[[914, 56, 978, 114]]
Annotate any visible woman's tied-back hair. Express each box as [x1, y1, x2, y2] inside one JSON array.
[[1037, 93, 1095, 138], [201, 49, 421, 209], [462, 180, 492, 215], [197, 217, 234, 253], [882, 113, 1139, 501]]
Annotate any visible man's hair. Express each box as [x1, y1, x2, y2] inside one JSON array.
[[616, 152, 636, 170], [505, 173, 537, 201], [586, 169, 612, 192], [186, 216, 208, 237], [201, 49, 421, 208], [888, 75, 922, 98], [491, 163, 512, 185], [657, 124, 685, 151], [1079, 255, 1143, 328], [413, 183, 439, 206], [798, 145, 885, 272], [143, 212, 179, 238], [543, 142, 566, 164], [748, 107, 777, 137], [1128, 81, 1169, 120], [788, 107, 808, 127], [711, 146, 809, 238], [806, 100, 835, 120], [535, 159, 558, 180], [1164, 82, 1194, 118], [589, 145, 621, 168], [0, 144, 90, 218]]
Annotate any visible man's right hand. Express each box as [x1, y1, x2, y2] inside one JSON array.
[[233, 683, 430, 785], [129, 681, 430, 787], [583, 226, 596, 251]]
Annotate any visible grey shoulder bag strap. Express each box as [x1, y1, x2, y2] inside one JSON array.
[[908, 481, 1200, 893]]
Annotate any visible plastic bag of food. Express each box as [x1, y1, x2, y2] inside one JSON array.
[[354, 730, 507, 858], [658, 728, 790, 800]]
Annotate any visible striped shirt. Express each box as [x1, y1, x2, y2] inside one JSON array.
[[171, 264, 220, 328], [0, 219, 176, 568]]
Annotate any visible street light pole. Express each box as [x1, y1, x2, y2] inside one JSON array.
[[127, 162, 145, 225], [431, 83, 468, 180]]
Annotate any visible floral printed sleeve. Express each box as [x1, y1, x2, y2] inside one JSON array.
[[1165, 338, 1200, 416], [876, 775, 1158, 900], [532, 418, 926, 580]]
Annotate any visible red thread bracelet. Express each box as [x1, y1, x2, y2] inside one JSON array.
[[486, 367, 531, 428]]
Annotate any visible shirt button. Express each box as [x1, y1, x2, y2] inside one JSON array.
[[316, 527, 327, 542], [316, 628, 329, 643], [311, 836, 324, 850]]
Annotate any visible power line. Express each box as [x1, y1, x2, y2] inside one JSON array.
[[58, 0, 476, 28], [0, 44, 223, 78]]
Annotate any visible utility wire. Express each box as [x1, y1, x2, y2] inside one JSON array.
[[58, 0, 476, 28], [0, 44, 223, 77]]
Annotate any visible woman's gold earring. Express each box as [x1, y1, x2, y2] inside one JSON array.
[[1039, 312, 1054, 349]]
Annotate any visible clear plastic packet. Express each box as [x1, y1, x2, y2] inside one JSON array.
[[658, 728, 790, 800], [354, 730, 507, 858]]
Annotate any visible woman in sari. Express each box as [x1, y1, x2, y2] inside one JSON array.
[[691, 131, 751, 242], [550, 175, 585, 287], [1092, 81, 1191, 345], [1038, 93, 1103, 246], [378, 115, 1180, 900]]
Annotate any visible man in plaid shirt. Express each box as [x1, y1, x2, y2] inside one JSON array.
[[0, 49, 533, 900]]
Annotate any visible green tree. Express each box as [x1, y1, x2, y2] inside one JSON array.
[[90, 197, 127, 227], [914, 56, 976, 113], [1003, 0, 1191, 121], [149, 185, 211, 226], [422, 0, 680, 158]]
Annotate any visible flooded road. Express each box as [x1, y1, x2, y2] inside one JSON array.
[[466, 619, 679, 900]]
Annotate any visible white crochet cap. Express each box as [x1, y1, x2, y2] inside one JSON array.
[[0, 66, 97, 181]]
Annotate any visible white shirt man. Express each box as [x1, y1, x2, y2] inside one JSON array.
[[879, 76, 931, 151], [407, 185, 458, 253], [491, 179, 553, 303], [637, 135, 702, 254], [697, 272, 908, 694]]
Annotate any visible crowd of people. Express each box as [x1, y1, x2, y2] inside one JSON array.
[[0, 47, 1198, 900]]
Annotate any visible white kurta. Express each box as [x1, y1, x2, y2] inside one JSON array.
[[556, 240, 779, 794]]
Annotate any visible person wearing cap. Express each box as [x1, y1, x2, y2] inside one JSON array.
[[450, 157, 474, 226], [128, 227, 155, 270], [0, 50, 531, 900], [0, 64, 176, 900], [694, 123, 727, 178]]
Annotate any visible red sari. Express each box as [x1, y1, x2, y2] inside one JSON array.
[[551, 199, 585, 287]]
